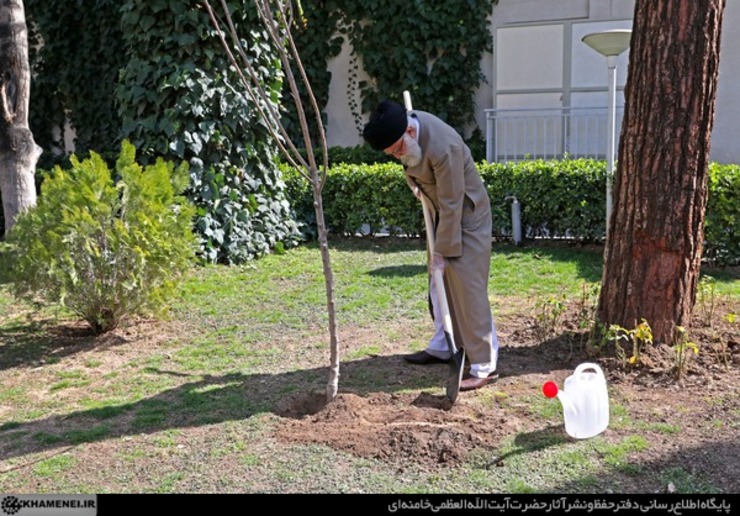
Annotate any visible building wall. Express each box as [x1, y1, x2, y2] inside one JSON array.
[[324, 0, 739, 164], [712, 0, 740, 164], [325, 36, 369, 148], [323, 14, 496, 146]]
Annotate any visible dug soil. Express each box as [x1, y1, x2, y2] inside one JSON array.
[[274, 299, 740, 492]]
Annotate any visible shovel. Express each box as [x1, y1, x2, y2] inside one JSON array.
[[403, 91, 465, 404]]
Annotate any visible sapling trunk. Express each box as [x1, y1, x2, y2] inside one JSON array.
[[204, 0, 340, 402]]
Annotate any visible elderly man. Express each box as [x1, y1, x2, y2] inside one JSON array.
[[363, 100, 499, 391]]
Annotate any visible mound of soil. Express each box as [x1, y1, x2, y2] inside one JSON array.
[[274, 299, 740, 483], [277, 391, 518, 467]]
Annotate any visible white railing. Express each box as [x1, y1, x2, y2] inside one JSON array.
[[485, 106, 624, 162]]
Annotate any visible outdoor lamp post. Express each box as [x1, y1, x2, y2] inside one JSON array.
[[582, 29, 632, 239]]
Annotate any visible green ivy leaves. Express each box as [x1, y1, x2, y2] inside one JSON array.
[[117, 1, 301, 263], [281, 1, 493, 140], [27, 0, 127, 165]]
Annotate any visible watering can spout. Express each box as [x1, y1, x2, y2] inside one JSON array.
[[542, 381, 577, 415], [557, 391, 577, 416]]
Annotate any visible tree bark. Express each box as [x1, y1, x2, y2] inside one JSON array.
[[598, 0, 725, 343], [0, 0, 40, 234]]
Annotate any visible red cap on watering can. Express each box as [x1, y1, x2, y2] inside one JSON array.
[[542, 381, 559, 398]]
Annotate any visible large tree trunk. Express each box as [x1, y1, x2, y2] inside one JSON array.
[[598, 0, 725, 343], [0, 0, 40, 234]]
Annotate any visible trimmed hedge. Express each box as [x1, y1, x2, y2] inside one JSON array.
[[283, 162, 420, 239], [283, 159, 739, 265], [481, 160, 608, 241], [705, 163, 739, 266]]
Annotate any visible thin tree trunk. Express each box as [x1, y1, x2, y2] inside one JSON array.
[[203, 0, 340, 401], [0, 0, 40, 233], [598, 0, 724, 343], [310, 173, 339, 400]]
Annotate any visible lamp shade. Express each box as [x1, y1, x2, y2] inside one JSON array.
[[582, 29, 632, 57]]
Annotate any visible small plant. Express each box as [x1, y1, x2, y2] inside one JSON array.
[[606, 319, 653, 368], [4, 140, 196, 333], [697, 275, 718, 327], [585, 320, 610, 357], [576, 281, 601, 354], [533, 294, 567, 341], [717, 313, 737, 369], [673, 326, 699, 379], [577, 282, 600, 330]]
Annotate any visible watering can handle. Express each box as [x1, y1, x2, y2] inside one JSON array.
[[574, 362, 604, 377]]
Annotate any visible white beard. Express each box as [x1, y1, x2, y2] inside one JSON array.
[[399, 134, 422, 168]]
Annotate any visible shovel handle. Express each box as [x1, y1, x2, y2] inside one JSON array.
[[403, 90, 413, 111], [406, 89, 458, 356], [421, 196, 458, 355], [404, 89, 462, 404]]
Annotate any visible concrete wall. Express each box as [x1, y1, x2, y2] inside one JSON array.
[[712, 0, 740, 164], [325, 36, 369, 148], [324, 0, 739, 164]]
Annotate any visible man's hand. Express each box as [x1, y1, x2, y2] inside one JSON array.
[[430, 252, 447, 274]]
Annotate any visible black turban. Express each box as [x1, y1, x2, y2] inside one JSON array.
[[362, 100, 408, 151]]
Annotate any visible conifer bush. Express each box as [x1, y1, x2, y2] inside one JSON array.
[[4, 141, 196, 333]]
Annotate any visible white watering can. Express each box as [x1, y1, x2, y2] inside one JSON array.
[[542, 362, 609, 439]]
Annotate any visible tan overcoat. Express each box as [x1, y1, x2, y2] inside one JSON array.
[[404, 110, 494, 366]]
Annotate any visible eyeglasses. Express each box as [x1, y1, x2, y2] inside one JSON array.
[[384, 135, 406, 158]]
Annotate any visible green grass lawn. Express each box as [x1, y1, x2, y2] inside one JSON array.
[[0, 237, 738, 494]]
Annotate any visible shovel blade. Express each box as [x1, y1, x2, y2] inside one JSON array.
[[445, 348, 466, 405]]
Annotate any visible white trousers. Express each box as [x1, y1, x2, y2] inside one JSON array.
[[424, 274, 499, 378]]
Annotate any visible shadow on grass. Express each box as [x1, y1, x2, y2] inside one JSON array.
[[326, 236, 606, 283], [484, 425, 569, 468], [0, 355, 432, 463], [366, 264, 426, 278], [491, 242, 604, 284], [0, 333, 586, 464], [700, 266, 740, 289], [324, 236, 426, 255], [553, 438, 740, 493], [353, 236, 737, 289], [0, 320, 129, 372]]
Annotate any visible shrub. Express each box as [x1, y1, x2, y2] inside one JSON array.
[[284, 159, 608, 240], [283, 163, 422, 238], [3, 141, 196, 333], [283, 159, 738, 265], [480, 159, 607, 241], [705, 163, 739, 266]]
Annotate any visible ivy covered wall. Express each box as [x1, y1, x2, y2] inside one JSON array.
[[21, 0, 497, 253], [116, 1, 301, 264], [25, 0, 302, 262], [26, 0, 126, 167], [281, 1, 496, 142]]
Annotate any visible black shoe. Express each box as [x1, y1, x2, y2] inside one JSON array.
[[403, 350, 451, 365]]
